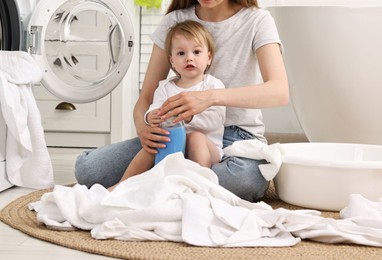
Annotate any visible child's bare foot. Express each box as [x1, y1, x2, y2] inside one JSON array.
[[107, 184, 117, 192]]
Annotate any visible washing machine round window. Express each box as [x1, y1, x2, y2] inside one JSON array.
[[3, 0, 134, 103]]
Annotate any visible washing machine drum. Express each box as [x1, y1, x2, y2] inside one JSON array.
[[2, 0, 134, 103]]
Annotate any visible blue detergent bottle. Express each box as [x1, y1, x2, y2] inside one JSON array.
[[154, 116, 186, 165]]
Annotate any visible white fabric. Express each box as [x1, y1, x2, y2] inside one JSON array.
[[151, 7, 282, 142], [223, 139, 282, 180], [287, 194, 382, 247], [29, 153, 382, 247], [0, 51, 53, 189], [145, 74, 226, 157]]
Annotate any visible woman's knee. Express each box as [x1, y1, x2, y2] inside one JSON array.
[[74, 138, 142, 187], [212, 156, 269, 202]]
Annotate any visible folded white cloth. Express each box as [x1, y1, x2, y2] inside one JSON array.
[[0, 51, 53, 189], [223, 139, 282, 180], [29, 153, 382, 247]]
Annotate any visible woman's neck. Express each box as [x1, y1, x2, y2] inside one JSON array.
[[195, 2, 242, 22]]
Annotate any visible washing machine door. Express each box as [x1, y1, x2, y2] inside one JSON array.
[[0, 0, 21, 50], [28, 0, 134, 103]]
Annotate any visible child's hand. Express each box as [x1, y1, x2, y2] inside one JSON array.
[[147, 109, 163, 126]]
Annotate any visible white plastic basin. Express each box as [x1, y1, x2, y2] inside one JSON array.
[[274, 143, 382, 211]]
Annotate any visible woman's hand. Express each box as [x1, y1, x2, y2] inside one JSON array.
[[138, 109, 169, 154], [158, 90, 212, 123], [136, 122, 170, 154]]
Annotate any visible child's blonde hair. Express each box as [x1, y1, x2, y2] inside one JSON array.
[[165, 20, 215, 73]]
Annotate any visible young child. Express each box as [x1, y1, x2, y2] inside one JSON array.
[[108, 20, 225, 191]]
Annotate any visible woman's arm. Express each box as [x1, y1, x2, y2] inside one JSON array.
[[134, 44, 171, 153], [186, 78, 226, 131], [158, 43, 289, 122]]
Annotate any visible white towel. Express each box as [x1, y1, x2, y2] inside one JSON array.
[[0, 51, 53, 189], [28, 153, 382, 247], [223, 139, 282, 180]]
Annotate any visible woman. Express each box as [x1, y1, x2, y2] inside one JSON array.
[[75, 0, 288, 202]]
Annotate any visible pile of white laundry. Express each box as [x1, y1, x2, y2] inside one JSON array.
[[29, 149, 382, 248], [0, 51, 53, 189]]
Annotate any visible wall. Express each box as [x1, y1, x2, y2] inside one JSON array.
[[256, 0, 382, 134]]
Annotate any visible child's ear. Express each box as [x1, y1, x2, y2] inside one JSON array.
[[208, 52, 212, 65]]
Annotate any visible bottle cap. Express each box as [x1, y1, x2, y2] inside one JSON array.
[[160, 116, 184, 128]]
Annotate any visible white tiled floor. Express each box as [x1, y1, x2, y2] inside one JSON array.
[[0, 148, 119, 260]]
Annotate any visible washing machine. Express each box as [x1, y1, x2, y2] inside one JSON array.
[[0, 0, 135, 191], [1, 0, 134, 102]]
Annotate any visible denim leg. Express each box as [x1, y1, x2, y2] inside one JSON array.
[[75, 137, 142, 188], [212, 126, 269, 202]]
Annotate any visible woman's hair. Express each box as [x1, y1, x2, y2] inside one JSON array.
[[165, 20, 215, 73], [166, 0, 258, 14]]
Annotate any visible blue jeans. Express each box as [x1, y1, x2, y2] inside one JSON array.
[[75, 126, 269, 202]]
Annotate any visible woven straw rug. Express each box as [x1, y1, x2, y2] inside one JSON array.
[[1, 184, 381, 260]]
